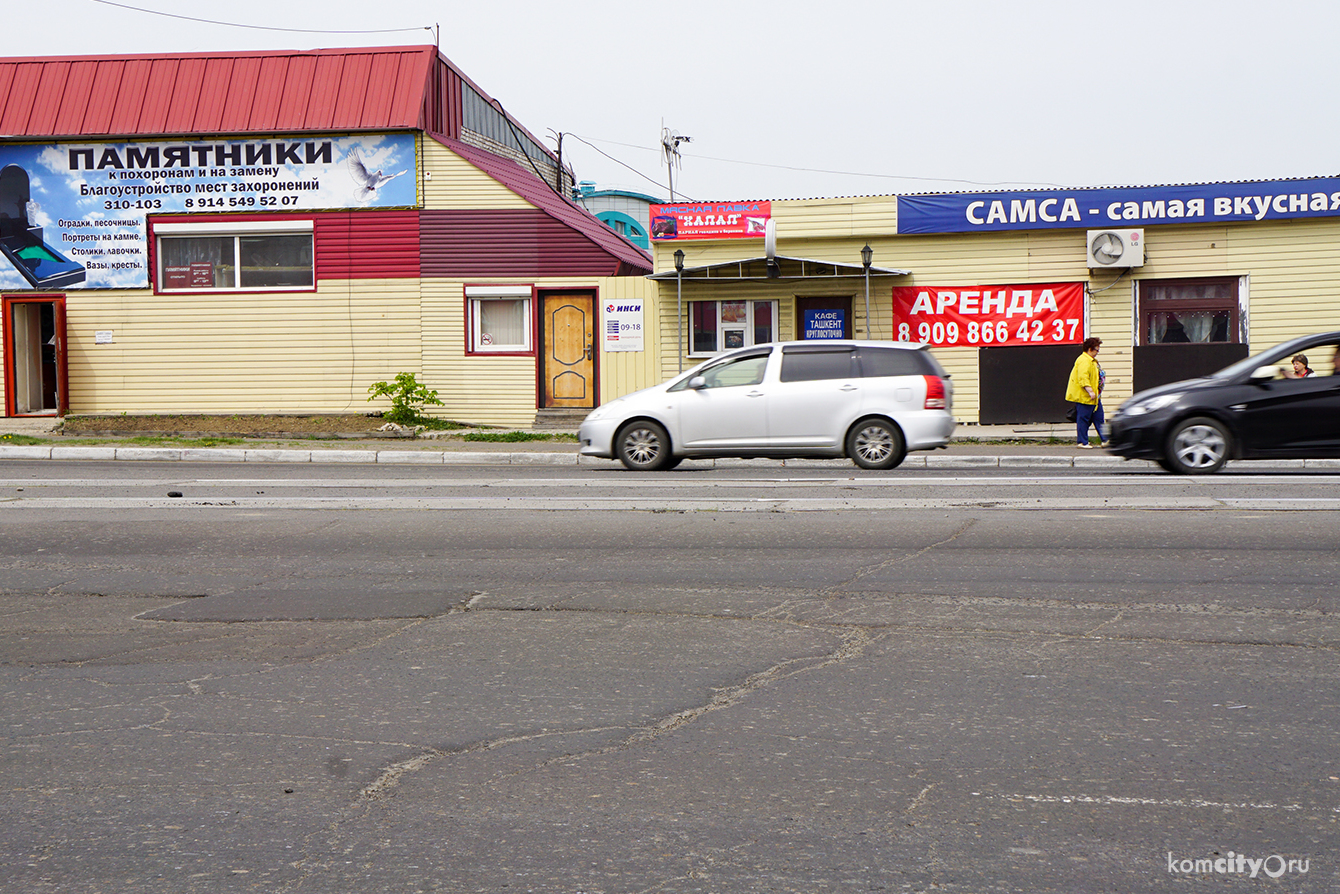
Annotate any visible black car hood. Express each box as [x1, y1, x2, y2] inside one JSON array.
[[1121, 377, 1215, 407]]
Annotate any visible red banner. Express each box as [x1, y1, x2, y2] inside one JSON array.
[[649, 201, 771, 240], [891, 282, 1085, 347]]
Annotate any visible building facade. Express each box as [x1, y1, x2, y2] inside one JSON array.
[[0, 46, 658, 426], [647, 183, 1340, 425]]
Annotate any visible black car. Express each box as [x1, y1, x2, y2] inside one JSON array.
[[1106, 331, 1340, 473]]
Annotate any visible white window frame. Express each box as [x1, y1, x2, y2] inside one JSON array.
[[689, 299, 778, 356], [156, 219, 314, 293], [466, 284, 534, 354]]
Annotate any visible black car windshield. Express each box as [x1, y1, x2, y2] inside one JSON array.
[[1206, 336, 1320, 381]]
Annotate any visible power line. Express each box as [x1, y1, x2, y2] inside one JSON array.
[[567, 133, 1067, 190], [564, 133, 697, 203], [90, 0, 432, 34]]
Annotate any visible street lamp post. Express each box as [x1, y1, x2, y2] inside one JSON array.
[[861, 244, 873, 338], [674, 249, 685, 372]]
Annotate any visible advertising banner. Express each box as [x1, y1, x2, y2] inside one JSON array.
[[897, 177, 1340, 234], [0, 133, 417, 290], [603, 299, 644, 352], [891, 282, 1085, 348], [803, 308, 845, 339], [649, 200, 770, 241]]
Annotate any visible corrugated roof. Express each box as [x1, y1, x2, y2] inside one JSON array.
[[0, 46, 437, 138], [436, 134, 652, 275]]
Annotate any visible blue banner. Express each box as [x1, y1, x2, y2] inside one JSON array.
[[803, 308, 845, 339], [897, 177, 1340, 234]]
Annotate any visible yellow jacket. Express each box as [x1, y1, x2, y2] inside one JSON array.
[[1066, 351, 1100, 405]]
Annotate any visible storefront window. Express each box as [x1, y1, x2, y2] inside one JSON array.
[[1139, 278, 1239, 344], [156, 221, 313, 292], [689, 300, 776, 354]]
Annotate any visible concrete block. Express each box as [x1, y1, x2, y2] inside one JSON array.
[[245, 449, 311, 463], [0, 445, 52, 460], [308, 450, 379, 464], [376, 451, 445, 464], [116, 448, 182, 461], [51, 446, 117, 461], [181, 449, 248, 462]]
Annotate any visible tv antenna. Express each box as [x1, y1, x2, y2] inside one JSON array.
[[661, 125, 692, 201]]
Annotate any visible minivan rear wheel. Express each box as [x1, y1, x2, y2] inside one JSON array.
[[847, 419, 906, 470], [616, 420, 674, 471]]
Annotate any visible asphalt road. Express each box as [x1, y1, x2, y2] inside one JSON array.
[[2, 460, 1337, 892]]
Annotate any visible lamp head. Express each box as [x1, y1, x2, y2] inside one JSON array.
[[673, 249, 685, 272]]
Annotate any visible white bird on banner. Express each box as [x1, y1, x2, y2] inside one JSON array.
[[347, 148, 407, 201]]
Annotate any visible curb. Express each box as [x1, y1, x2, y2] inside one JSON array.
[[12, 443, 1332, 470]]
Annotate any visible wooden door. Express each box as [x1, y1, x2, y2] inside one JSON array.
[[541, 292, 595, 408]]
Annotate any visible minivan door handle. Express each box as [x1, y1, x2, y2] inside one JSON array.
[[839, 384, 859, 392]]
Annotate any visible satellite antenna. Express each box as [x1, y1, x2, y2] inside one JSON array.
[[661, 124, 691, 201]]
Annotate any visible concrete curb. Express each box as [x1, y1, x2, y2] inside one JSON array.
[[7, 443, 1337, 470]]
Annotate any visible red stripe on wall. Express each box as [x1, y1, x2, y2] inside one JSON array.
[[149, 210, 420, 283], [316, 211, 420, 280]]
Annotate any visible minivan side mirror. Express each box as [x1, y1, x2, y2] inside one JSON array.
[[1249, 364, 1279, 383], [688, 375, 707, 390]]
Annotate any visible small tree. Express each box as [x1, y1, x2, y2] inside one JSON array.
[[367, 372, 445, 425]]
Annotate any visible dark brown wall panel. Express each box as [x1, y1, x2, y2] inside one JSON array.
[[420, 209, 620, 277]]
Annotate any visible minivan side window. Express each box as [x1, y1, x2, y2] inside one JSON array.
[[856, 346, 929, 378], [695, 354, 770, 389], [779, 347, 857, 382]]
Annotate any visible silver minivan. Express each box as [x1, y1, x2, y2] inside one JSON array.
[[578, 340, 955, 470]]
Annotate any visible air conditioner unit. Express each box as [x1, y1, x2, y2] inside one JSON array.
[[1086, 228, 1145, 268]]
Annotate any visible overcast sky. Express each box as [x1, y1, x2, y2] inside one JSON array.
[[10, 0, 1339, 202]]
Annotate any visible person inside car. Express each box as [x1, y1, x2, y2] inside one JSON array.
[[1283, 353, 1313, 378]]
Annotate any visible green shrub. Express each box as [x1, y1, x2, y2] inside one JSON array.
[[367, 373, 445, 425]]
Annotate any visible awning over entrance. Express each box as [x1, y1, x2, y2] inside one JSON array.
[[647, 255, 909, 282]]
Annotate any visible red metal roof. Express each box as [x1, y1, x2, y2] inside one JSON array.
[[0, 46, 437, 138]]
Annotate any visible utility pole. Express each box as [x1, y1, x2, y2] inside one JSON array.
[[661, 125, 691, 201]]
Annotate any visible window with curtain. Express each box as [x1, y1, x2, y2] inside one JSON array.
[[1139, 278, 1239, 345], [467, 285, 533, 353]]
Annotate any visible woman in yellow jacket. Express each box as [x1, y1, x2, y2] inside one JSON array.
[[1065, 337, 1104, 448]]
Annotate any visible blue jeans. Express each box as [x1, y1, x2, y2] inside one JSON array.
[[1075, 401, 1104, 445]]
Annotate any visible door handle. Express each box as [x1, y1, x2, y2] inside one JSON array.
[[746, 391, 765, 398], [585, 346, 592, 361], [839, 384, 859, 392]]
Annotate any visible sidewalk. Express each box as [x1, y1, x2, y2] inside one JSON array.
[[0, 417, 1156, 467]]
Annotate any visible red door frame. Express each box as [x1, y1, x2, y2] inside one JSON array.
[[2, 294, 69, 417], [535, 288, 599, 409]]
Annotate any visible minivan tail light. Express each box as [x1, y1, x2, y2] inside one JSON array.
[[923, 375, 946, 409]]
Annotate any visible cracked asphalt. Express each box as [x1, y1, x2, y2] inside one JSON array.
[[2, 465, 1339, 892]]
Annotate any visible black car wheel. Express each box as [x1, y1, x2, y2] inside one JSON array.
[[1164, 416, 1230, 474], [616, 420, 674, 471], [846, 419, 906, 470]]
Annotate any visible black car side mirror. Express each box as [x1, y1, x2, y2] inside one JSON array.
[[1249, 365, 1278, 383]]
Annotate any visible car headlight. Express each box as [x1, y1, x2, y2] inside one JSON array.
[[582, 400, 621, 423], [1121, 392, 1183, 416]]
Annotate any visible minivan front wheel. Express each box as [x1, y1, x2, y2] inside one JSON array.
[[847, 419, 906, 470], [616, 420, 675, 471], [1165, 416, 1229, 474]]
